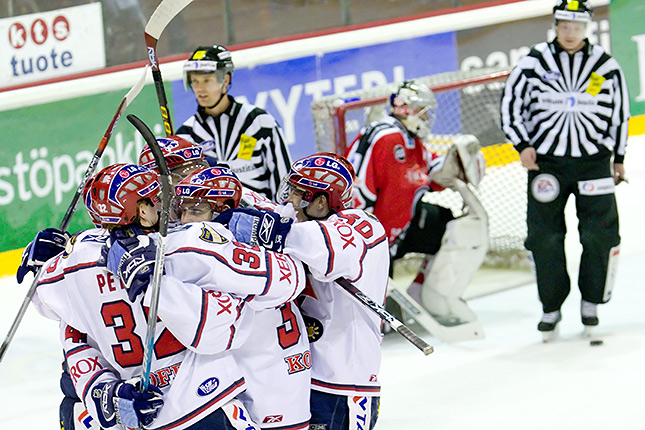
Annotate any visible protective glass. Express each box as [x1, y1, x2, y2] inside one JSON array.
[[171, 197, 215, 223], [277, 179, 310, 209]]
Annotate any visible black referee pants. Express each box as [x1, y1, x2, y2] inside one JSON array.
[[525, 151, 620, 313]]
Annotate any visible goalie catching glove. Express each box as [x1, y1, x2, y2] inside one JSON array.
[[216, 207, 293, 252], [105, 235, 158, 302], [91, 377, 163, 429], [17, 228, 70, 283]]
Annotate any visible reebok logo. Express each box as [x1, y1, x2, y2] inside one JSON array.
[[262, 415, 283, 423], [259, 214, 275, 245]]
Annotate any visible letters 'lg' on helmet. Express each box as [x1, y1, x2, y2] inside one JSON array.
[[553, 0, 592, 22], [173, 166, 243, 218], [86, 164, 161, 225], [389, 80, 437, 140], [183, 45, 235, 90], [138, 136, 208, 184], [279, 152, 355, 212]]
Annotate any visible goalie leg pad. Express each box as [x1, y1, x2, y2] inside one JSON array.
[[420, 211, 488, 311]]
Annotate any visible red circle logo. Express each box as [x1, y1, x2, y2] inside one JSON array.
[[211, 168, 222, 175], [314, 158, 325, 166], [31, 19, 48, 45], [52, 15, 70, 41], [119, 170, 130, 178], [8, 23, 27, 49]]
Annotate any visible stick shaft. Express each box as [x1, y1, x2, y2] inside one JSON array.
[[0, 67, 148, 364], [335, 277, 434, 355]]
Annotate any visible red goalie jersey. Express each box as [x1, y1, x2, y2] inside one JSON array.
[[345, 116, 438, 244]]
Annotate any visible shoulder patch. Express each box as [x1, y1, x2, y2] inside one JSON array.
[[303, 315, 324, 342], [199, 224, 229, 244]]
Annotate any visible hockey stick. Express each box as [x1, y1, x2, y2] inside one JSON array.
[[335, 277, 434, 355], [126, 114, 171, 391], [144, 0, 194, 136], [0, 67, 149, 364]]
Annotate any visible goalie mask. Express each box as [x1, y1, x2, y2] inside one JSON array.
[[183, 45, 235, 91], [389, 80, 437, 140], [86, 164, 161, 226], [138, 136, 208, 185], [278, 152, 355, 213], [173, 166, 243, 221], [553, 0, 592, 23]]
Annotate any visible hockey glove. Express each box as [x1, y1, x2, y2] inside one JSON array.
[[17, 228, 69, 283], [91, 377, 163, 429], [216, 207, 293, 253], [106, 235, 158, 301]]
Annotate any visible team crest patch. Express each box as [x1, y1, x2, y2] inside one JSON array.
[[393, 144, 406, 162], [199, 224, 229, 244], [531, 173, 560, 203], [303, 315, 323, 342]]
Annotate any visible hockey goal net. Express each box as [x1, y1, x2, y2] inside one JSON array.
[[311, 67, 529, 268]]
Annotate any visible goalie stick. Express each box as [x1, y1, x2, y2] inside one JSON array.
[[0, 66, 149, 364], [144, 0, 194, 136], [126, 114, 172, 391]]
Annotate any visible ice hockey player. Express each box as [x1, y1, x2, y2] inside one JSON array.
[[106, 165, 311, 429], [138, 134, 209, 186], [218, 152, 389, 430], [176, 44, 292, 200], [345, 80, 488, 333], [30, 163, 259, 429]]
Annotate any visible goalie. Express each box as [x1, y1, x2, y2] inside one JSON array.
[[345, 80, 488, 340]]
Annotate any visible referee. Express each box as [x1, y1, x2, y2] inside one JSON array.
[[177, 45, 292, 201], [500, 0, 630, 341]]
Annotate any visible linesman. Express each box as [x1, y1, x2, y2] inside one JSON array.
[[500, 0, 630, 340], [177, 44, 292, 201]]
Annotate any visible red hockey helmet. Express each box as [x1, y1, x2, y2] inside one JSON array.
[[139, 136, 207, 184], [279, 152, 355, 212], [87, 164, 161, 225], [174, 166, 243, 218], [83, 176, 102, 226]]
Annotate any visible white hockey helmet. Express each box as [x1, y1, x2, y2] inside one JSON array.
[[389, 80, 437, 140]]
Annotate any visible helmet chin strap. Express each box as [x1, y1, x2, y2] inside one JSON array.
[[206, 89, 227, 110], [303, 205, 330, 221]]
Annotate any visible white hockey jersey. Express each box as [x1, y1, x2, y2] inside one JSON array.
[[284, 209, 390, 397], [32, 229, 248, 430], [161, 221, 311, 430]]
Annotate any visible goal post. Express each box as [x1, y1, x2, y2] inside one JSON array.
[[311, 67, 530, 268]]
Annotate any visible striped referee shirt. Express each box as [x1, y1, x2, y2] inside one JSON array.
[[177, 95, 292, 200], [501, 39, 630, 163]]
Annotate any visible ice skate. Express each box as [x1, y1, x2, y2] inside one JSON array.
[[538, 310, 562, 343], [581, 300, 598, 338]]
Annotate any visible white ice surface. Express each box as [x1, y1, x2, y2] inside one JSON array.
[[1, 137, 644, 429]]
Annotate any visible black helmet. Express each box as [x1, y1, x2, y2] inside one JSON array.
[[183, 45, 235, 90], [553, 0, 592, 23]]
